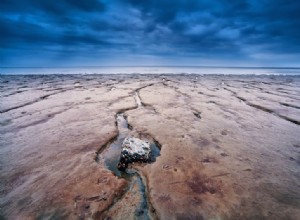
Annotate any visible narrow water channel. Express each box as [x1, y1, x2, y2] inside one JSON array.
[[102, 113, 129, 177], [99, 91, 161, 218]]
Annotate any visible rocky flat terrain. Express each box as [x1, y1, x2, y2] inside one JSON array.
[[0, 74, 300, 220]]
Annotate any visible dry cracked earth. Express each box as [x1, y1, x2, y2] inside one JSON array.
[[0, 74, 300, 220]]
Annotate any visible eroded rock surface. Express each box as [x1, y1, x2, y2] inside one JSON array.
[[118, 137, 151, 171], [0, 74, 300, 220]]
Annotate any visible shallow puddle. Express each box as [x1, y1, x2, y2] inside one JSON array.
[[100, 111, 160, 219], [102, 114, 129, 176], [102, 113, 160, 177]]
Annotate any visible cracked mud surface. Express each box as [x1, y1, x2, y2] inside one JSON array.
[[1, 74, 300, 219]]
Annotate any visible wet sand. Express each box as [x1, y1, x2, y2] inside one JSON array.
[[0, 74, 300, 219]]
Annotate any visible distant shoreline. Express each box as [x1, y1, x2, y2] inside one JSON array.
[[1, 66, 300, 76], [1, 66, 300, 69], [1, 73, 300, 77]]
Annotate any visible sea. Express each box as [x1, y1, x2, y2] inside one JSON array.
[[1, 66, 300, 75]]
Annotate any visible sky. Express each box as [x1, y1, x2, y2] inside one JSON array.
[[1, 0, 300, 67]]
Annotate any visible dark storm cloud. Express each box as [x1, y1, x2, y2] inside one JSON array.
[[1, 0, 300, 66], [0, 0, 105, 13]]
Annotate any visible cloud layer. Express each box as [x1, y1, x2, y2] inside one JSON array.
[[1, 0, 300, 66]]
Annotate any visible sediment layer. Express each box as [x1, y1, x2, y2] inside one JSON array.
[[1, 74, 300, 219]]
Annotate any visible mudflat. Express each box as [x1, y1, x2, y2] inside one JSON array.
[[0, 74, 300, 220]]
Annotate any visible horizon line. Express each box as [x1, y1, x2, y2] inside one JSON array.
[[1, 65, 300, 69]]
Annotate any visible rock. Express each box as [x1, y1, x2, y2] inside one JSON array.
[[118, 137, 151, 171]]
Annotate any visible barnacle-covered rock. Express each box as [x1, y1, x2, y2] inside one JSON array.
[[118, 137, 151, 171]]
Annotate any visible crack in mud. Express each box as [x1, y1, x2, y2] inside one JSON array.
[[136, 83, 155, 92], [132, 83, 159, 113], [279, 102, 300, 109], [94, 90, 161, 219], [224, 87, 300, 125], [227, 82, 300, 101], [1, 101, 103, 135], [134, 91, 143, 107], [2, 90, 26, 97], [100, 169, 158, 220], [5, 108, 73, 132], [162, 82, 191, 99], [242, 100, 300, 125], [135, 90, 158, 114], [0, 89, 72, 113], [193, 111, 202, 119], [107, 95, 132, 107]]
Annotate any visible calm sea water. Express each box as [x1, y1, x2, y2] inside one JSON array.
[[1, 66, 300, 75]]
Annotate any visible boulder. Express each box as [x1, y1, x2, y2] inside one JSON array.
[[118, 137, 151, 171]]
